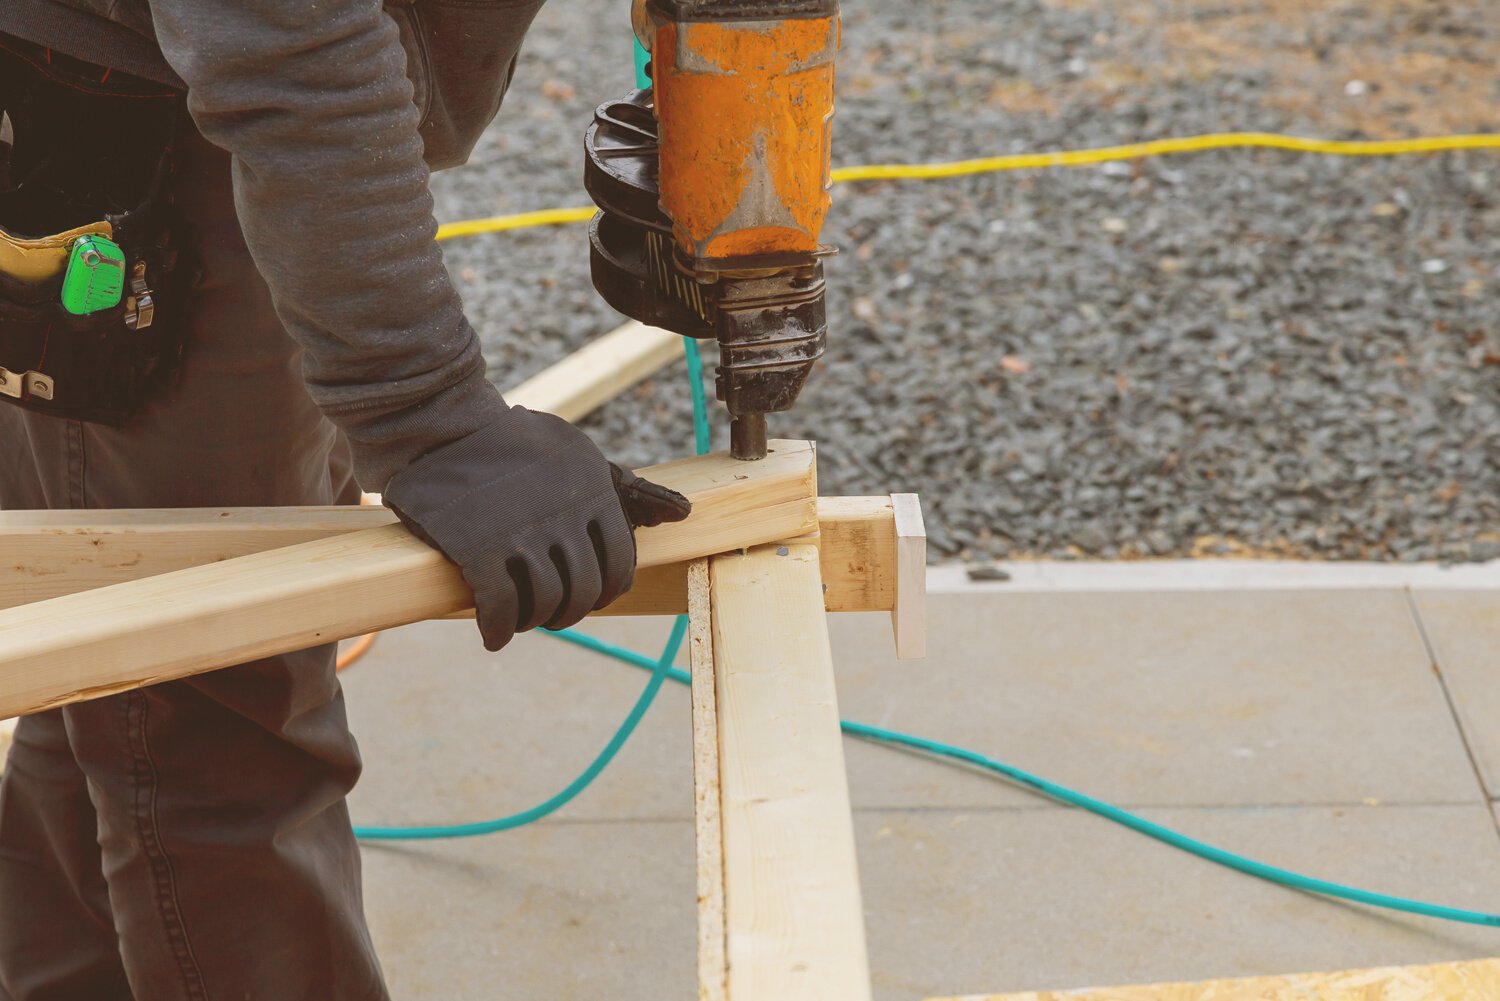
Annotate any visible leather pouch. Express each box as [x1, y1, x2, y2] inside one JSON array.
[[0, 37, 196, 425], [0, 206, 193, 425]]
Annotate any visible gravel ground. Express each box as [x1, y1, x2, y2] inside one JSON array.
[[431, 0, 1500, 562]]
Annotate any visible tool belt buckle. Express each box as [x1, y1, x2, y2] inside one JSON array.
[[24, 371, 54, 400], [0, 368, 56, 401], [124, 260, 154, 331]]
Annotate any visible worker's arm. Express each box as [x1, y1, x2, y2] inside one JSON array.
[[148, 0, 492, 488], [146, 0, 688, 649]]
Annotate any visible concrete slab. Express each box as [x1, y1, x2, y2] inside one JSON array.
[[1409, 591, 1500, 796], [857, 805, 1500, 1001], [358, 803, 1500, 1001], [343, 616, 697, 827], [931, 560, 1500, 593], [361, 820, 695, 1001], [342, 590, 1480, 821], [343, 587, 1499, 1000], [831, 591, 1477, 810]]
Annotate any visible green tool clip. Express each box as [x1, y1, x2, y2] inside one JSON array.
[[60, 235, 126, 315]]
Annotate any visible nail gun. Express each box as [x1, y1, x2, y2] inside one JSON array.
[[584, 0, 840, 459]]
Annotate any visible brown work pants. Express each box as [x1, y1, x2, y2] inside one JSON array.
[[0, 48, 391, 1001]]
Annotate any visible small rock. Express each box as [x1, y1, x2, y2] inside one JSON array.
[[966, 565, 1012, 582], [1440, 541, 1471, 563], [1472, 540, 1500, 562], [1145, 530, 1174, 556], [1072, 525, 1111, 553]]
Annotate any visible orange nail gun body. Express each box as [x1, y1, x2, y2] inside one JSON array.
[[585, 0, 839, 459]]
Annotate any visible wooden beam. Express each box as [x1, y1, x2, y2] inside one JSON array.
[[607, 494, 906, 619], [687, 559, 728, 1001], [815, 495, 898, 614], [891, 492, 927, 660], [0, 506, 396, 610], [0, 442, 817, 720], [634, 441, 817, 566], [0, 491, 914, 618], [708, 543, 872, 1000], [924, 957, 1500, 1001], [504, 320, 683, 422]]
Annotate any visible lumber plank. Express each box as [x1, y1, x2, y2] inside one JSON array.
[[710, 543, 872, 1001], [0, 443, 817, 720], [891, 492, 927, 659], [922, 957, 1500, 1000], [0, 490, 899, 617], [0, 506, 396, 610], [629, 439, 818, 566], [686, 559, 728, 1001], [504, 320, 683, 422], [815, 495, 898, 613]]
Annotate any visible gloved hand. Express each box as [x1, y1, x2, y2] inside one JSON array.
[[383, 406, 692, 651]]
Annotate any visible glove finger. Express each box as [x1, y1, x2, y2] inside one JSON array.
[[474, 573, 521, 653], [516, 551, 566, 634], [629, 476, 693, 527], [591, 507, 638, 611], [543, 533, 605, 631], [612, 464, 693, 529]]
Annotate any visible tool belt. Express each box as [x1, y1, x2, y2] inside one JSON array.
[[0, 38, 197, 426], [0, 183, 194, 425]]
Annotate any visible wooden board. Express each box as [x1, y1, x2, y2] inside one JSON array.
[[0, 506, 396, 610], [606, 495, 895, 618], [687, 559, 727, 1001], [505, 320, 684, 423], [709, 543, 872, 1001], [815, 495, 899, 614], [0, 443, 817, 720], [891, 492, 927, 659], [0, 494, 901, 617], [610, 440, 817, 567], [925, 957, 1500, 1001]]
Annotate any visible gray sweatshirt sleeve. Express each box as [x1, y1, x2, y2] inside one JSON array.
[[146, 0, 506, 490]]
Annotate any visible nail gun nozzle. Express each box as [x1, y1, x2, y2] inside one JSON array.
[[729, 413, 768, 461]]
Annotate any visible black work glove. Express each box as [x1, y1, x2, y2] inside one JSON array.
[[384, 407, 692, 651]]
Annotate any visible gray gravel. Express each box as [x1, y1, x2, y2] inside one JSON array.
[[431, 0, 1500, 562]]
